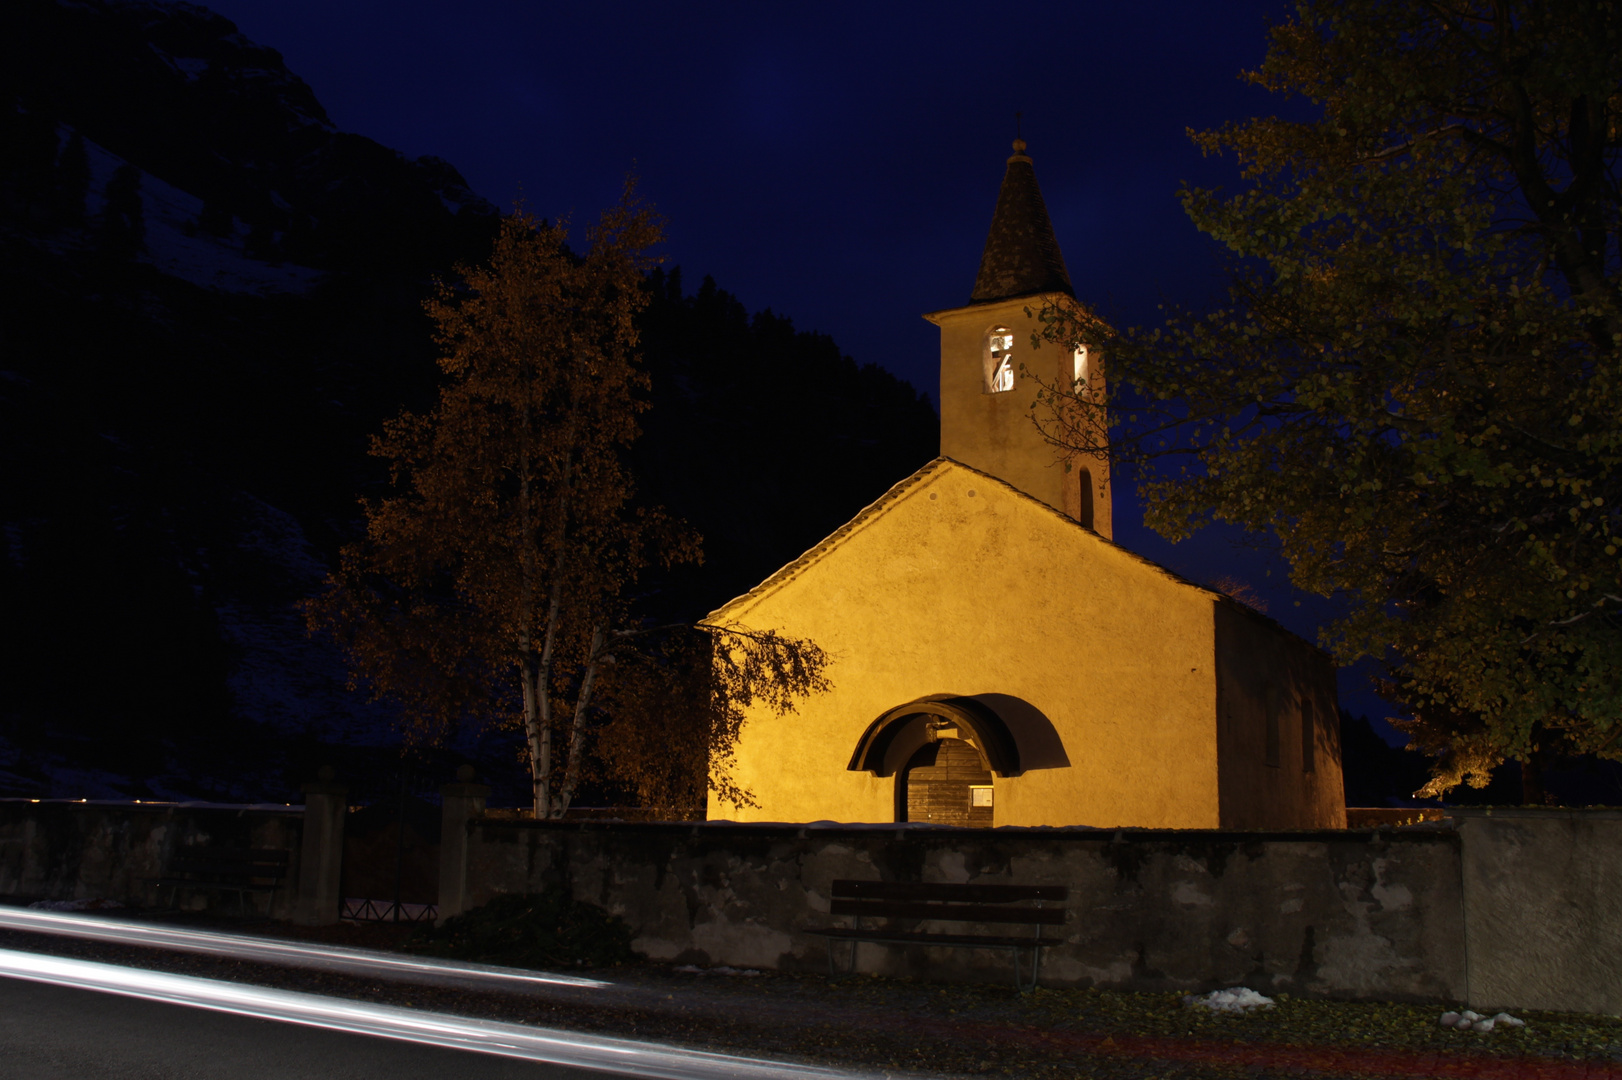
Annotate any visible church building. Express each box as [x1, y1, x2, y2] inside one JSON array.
[[708, 140, 1345, 830]]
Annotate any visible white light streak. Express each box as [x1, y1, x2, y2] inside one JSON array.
[[0, 906, 606, 991], [0, 948, 868, 1080]]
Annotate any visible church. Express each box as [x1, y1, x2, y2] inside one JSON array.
[[707, 140, 1345, 830]]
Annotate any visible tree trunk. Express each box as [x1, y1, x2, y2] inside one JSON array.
[[551, 624, 606, 819], [517, 430, 551, 819], [528, 446, 576, 818], [523, 655, 547, 818], [530, 578, 564, 817], [1519, 747, 1555, 807]]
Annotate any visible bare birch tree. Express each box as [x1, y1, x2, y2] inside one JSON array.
[[307, 185, 828, 816]]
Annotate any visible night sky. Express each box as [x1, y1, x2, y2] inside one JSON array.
[[198, 0, 1297, 385], [196, 0, 1391, 725]]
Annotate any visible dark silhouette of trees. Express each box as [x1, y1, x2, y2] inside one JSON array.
[[97, 162, 144, 257], [52, 130, 88, 229]]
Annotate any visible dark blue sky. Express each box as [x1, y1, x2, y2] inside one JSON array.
[[200, 0, 1394, 727], [203, 0, 1289, 384]]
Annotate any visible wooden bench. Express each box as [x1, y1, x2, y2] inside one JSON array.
[[807, 880, 1068, 991], [154, 847, 291, 913]]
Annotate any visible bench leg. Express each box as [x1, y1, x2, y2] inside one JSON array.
[[827, 938, 858, 979], [1012, 946, 1041, 993]]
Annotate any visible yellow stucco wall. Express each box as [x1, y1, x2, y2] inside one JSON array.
[[707, 459, 1224, 829], [927, 296, 1112, 540]]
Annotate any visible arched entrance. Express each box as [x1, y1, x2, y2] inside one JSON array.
[[847, 695, 1021, 826], [900, 737, 995, 826]]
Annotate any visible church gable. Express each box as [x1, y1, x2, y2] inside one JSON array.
[[711, 456, 1213, 634]]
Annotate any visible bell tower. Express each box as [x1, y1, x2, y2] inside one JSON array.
[[923, 139, 1111, 538]]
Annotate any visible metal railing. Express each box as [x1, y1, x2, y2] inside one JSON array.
[[340, 897, 437, 923]]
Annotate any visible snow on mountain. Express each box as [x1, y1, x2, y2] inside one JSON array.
[[61, 123, 326, 296]]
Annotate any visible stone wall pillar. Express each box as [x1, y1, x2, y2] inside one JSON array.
[[1457, 806, 1622, 1014], [437, 765, 490, 924], [295, 767, 348, 926]]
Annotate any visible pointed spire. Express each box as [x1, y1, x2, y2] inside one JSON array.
[[969, 138, 1073, 304]]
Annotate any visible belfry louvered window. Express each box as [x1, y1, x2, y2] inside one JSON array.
[[986, 329, 1015, 393]]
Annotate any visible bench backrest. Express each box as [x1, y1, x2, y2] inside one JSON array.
[[167, 847, 291, 882], [829, 879, 1068, 926]]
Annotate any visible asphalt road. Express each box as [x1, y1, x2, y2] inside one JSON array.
[[0, 974, 605, 1080], [0, 912, 867, 1080]]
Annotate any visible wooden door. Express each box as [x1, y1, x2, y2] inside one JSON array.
[[902, 738, 994, 826]]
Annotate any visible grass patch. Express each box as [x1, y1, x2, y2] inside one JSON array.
[[956, 983, 1622, 1061]]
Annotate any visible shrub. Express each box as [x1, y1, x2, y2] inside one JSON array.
[[410, 888, 637, 969]]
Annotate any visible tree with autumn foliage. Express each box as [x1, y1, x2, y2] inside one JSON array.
[[306, 186, 828, 817], [1032, 1, 1622, 800]]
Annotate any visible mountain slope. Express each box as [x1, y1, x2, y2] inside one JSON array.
[[0, 0, 936, 805]]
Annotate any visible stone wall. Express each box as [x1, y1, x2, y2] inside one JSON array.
[[4, 794, 1615, 1016], [461, 819, 1467, 1004], [1455, 807, 1622, 1015], [0, 798, 305, 919]]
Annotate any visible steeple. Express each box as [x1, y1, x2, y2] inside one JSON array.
[[924, 137, 1111, 538], [969, 139, 1073, 304]]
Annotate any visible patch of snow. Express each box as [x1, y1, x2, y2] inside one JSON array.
[[1440, 1010, 1526, 1032], [0, 757, 152, 801], [52, 125, 324, 297], [146, 42, 209, 81], [27, 898, 125, 912], [1183, 987, 1275, 1013]]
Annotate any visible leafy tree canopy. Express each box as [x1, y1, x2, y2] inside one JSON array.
[[307, 187, 828, 817], [1034, 0, 1622, 797]]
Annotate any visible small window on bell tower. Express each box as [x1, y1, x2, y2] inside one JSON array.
[[985, 328, 1015, 393], [1073, 345, 1090, 397]]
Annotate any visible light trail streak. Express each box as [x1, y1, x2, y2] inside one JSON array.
[[0, 948, 874, 1080], [0, 906, 607, 992]]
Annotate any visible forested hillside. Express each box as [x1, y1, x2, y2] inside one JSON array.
[[0, 0, 936, 803]]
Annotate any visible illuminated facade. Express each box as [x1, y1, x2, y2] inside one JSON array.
[[708, 141, 1344, 829]]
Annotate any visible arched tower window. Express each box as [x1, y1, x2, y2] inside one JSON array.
[[984, 328, 1015, 393], [1073, 345, 1091, 397], [1074, 467, 1094, 529]]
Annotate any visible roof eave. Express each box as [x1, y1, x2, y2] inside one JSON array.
[[921, 290, 1077, 325]]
